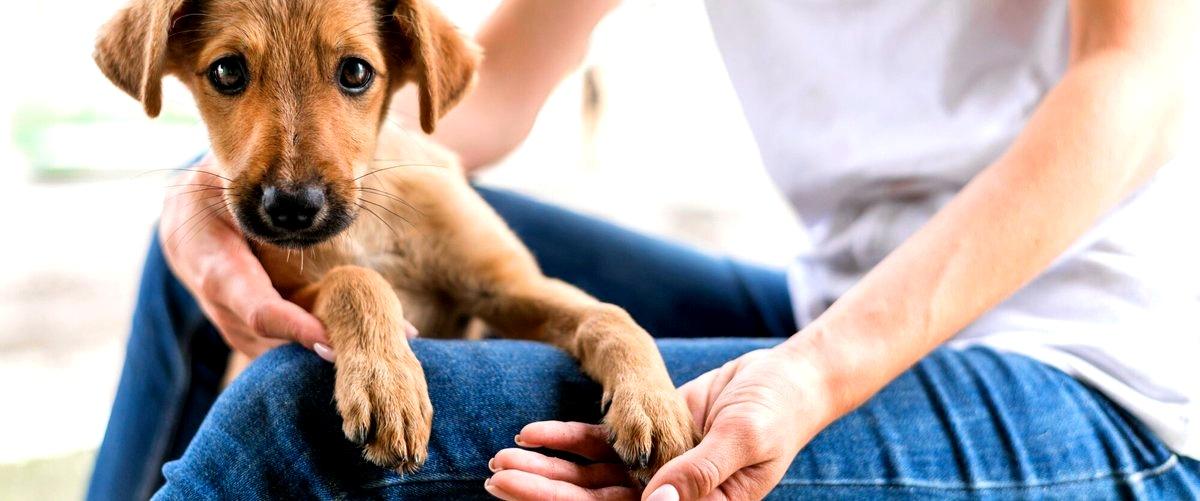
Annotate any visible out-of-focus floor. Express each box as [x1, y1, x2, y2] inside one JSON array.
[[0, 451, 95, 501], [0, 178, 163, 499]]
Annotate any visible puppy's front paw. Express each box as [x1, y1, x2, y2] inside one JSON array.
[[335, 349, 432, 473], [603, 382, 698, 482]]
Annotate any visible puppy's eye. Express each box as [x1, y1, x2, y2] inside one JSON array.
[[208, 56, 248, 95], [338, 58, 374, 95]]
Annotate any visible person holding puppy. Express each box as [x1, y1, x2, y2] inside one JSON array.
[[91, 1, 1199, 499]]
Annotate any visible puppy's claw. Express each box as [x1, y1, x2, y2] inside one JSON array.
[[603, 383, 697, 481], [637, 451, 651, 470], [368, 450, 426, 475], [339, 396, 371, 446], [600, 394, 613, 416], [335, 350, 432, 475], [347, 425, 367, 447]]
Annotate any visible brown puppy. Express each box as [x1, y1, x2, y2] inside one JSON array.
[[95, 0, 697, 480]]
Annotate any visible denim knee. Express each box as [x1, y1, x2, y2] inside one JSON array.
[[205, 344, 343, 458], [227, 344, 332, 407]]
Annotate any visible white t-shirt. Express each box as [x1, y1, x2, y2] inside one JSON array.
[[706, 0, 1199, 457]]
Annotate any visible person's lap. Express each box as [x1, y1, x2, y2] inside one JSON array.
[[89, 186, 1199, 500], [159, 341, 1198, 499]]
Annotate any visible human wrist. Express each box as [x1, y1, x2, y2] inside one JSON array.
[[767, 332, 842, 450], [774, 323, 860, 432]]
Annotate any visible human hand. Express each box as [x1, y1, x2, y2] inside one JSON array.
[[485, 345, 832, 500]]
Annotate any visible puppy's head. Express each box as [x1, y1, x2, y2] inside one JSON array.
[[95, 0, 478, 247]]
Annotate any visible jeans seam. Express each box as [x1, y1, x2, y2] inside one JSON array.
[[773, 454, 1180, 492]]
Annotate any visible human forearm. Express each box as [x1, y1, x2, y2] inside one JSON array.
[[392, 0, 619, 171], [782, 12, 1193, 424]]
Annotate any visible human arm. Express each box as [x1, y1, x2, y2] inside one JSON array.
[[389, 0, 620, 172], [484, 1, 1198, 499]]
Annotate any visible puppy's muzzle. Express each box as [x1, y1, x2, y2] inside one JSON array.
[[262, 184, 325, 231], [235, 181, 350, 248]]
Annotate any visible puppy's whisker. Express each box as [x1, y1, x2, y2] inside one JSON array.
[[344, 29, 404, 38], [331, 16, 395, 46], [354, 187, 426, 217], [169, 12, 208, 30], [354, 163, 449, 181], [231, 24, 254, 48], [176, 201, 231, 252], [338, 29, 405, 46], [359, 198, 415, 228], [171, 196, 231, 249], [368, 158, 448, 169], [165, 198, 230, 248], [165, 188, 226, 202], [180, 190, 228, 211], [168, 27, 213, 37], [165, 186, 228, 196], [166, 191, 227, 220], [354, 202, 403, 241], [367, 155, 445, 163], [139, 168, 233, 182], [332, 17, 384, 39], [180, 37, 214, 48], [168, 198, 227, 245], [165, 183, 228, 190]]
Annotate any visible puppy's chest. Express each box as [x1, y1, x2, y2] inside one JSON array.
[[353, 251, 422, 289], [258, 238, 426, 297]]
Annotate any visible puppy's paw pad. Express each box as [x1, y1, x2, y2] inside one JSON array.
[[603, 385, 697, 482], [334, 354, 432, 474]]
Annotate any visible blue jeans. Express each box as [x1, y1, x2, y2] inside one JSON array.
[[89, 188, 1199, 500]]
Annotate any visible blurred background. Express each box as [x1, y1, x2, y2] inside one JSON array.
[[0, 1, 803, 498]]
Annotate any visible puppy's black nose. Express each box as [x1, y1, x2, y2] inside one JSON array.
[[262, 184, 325, 231]]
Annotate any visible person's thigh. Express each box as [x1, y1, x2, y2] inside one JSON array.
[[477, 186, 796, 338], [775, 347, 1200, 500], [155, 341, 1199, 499]]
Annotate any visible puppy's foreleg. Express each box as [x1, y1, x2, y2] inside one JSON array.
[[404, 175, 696, 478], [305, 265, 432, 472], [469, 279, 698, 481]]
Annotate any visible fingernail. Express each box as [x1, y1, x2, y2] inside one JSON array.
[[313, 343, 336, 363], [488, 458, 498, 472], [483, 477, 502, 498], [405, 323, 419, 339], [514, 434, 533, 447], [647, 484, 679, 501]]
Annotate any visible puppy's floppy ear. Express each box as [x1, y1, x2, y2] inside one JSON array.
[[389, 0, 480, 133], [94, 0, 190, 118]]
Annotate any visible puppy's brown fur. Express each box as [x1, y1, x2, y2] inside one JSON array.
[[96, 0, 697, 478]]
